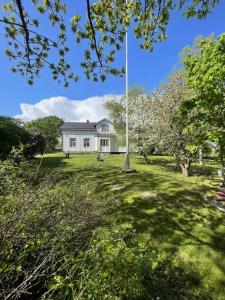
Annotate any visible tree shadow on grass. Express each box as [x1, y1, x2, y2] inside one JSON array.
[[78, 166, 170, 197], [118, 190, 225, 246], [116, 188, 225, 277], [40, 155, 68, 170], [40, 154, 225, 279], [136, 156, 219, 179]]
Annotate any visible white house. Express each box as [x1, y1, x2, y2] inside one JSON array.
[[61, 118, 125, 153]]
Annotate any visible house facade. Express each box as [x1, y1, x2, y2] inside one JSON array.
[[61, 118, 125, 153]]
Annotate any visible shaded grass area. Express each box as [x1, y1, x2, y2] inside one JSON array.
[[40, 153, 225, 299]]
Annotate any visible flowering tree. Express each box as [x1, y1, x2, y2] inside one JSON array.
[[128, 91, 164, 163], [105, 73, 202, 176]]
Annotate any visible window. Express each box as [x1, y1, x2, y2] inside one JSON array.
[[83, 138, 90, 147], [100, 139, 109, 147], [69, 138, 76, 147], [101, 124, 109, 132]]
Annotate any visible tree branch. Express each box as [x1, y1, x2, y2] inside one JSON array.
[[15, 0, 31, 65], [0, 19, 57, 46], [86, 0, 103, 67]]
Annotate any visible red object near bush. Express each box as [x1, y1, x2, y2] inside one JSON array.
[[217, 191, 225, 197], [216, 194, 225, 201], [218, 186, 225, 193]]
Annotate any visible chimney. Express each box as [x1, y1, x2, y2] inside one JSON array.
[[86, 120, 89, 123]]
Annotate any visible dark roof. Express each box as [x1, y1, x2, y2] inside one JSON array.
[[61, 121, 97, 131]]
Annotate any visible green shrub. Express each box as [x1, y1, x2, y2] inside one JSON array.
[[44, 223, 157, 300], [0, 159, 212, 300], [44, 224, 209, 300], [0, 116, 45, 159], [0, 159, 111, 299]]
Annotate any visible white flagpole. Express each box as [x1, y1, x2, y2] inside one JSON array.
[[124, 0, 130, 171]]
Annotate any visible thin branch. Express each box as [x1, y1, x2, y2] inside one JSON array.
[[15, 0, 31, 65], [0, 19, 57, 45], [86, 0, 103, 67]]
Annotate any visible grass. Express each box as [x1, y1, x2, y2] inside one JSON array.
[[40, 152, 225, 299]]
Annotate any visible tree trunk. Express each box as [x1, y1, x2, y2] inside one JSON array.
[[180, 161, 190, 177], [199, 147, 203, 166]]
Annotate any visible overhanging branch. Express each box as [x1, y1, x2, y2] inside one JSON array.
[[15, 0, 31, 64], [86, 0, 103, 67]]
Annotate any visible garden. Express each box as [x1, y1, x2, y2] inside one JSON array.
[[2, 152, 224, 299], [1, 1, 225, 299]]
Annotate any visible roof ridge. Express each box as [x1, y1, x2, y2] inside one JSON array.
[[64, 121, 97, 123]]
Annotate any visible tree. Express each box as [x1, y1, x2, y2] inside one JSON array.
[[0, 0, 219, 85], [128, 89, 163, 163], [121, 73, 200, 175], [0, 116, 45, 158], [106, 73, 203, 176], [105, 85, 145, 141], [104, 96, 126, 143], [158, 72, 201, 176], [181, 34, 225, 183], [25, 116, 63, 151]]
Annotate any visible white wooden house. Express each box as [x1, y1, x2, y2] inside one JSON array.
[[61, 118, 125, 153]]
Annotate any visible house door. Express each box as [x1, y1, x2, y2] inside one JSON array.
[[100, 138, 110, 152]]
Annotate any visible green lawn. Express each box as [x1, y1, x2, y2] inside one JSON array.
[[40, 152, 225, 299]]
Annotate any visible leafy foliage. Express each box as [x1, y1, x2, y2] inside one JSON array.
[[104, 86, 146, 148], [157, 73, 202, 176], [105, 76, 200, 175], [25, 116, 63, 151], [0, 116, 45, 158], [181, 34, 225, 182], [0, 159, 112, 299], [0, 0, 220, 85], [0, 154, 221, 299], [44, 224, 209, 300]]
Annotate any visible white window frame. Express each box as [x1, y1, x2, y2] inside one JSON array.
[[83, 138, 90, 147], [69, 138, 76, 147], [100, 139, 109, 147], [101, 124, 109, 132]]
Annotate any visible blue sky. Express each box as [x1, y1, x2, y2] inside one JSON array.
[[0, 1, 224, 118]]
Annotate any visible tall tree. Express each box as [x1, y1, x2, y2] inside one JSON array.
[[106, 73, 201, 176], [137, 71, 200, 176], [25, 116, 63, 151], [181, 34, 225, 183], [0, 0, 220, 85], [128, 89, 163, 163], [150, 72, 202, 176], [0, 116, 45, 158]]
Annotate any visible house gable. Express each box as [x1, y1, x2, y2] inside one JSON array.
[[96, 118, 115, 135]]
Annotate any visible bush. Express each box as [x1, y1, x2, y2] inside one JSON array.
[[44, 224, 208, 300], [0, 159, 111, 299], [0, 116, 45, 159], [0, 159, 211, 300], [43, 224, 156, 300]]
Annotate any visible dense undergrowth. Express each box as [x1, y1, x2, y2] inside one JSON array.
[[0, 155, 221, 299]]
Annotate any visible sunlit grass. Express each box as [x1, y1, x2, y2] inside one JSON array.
[[40, 152, 225, 299]]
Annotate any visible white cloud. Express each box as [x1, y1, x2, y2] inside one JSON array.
[[15, 95, 121, 122]]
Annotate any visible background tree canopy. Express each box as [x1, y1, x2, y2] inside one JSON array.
[[0, 116, 45, 158], [25, 115, 63, 151], [0, 0, 220, 86]]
